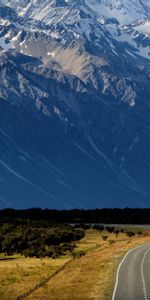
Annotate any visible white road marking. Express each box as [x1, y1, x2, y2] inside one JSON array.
[[141, 248, 150, 300], [112, 244, 150, 300]]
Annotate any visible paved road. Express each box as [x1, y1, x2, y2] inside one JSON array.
[[112, 244, 150, 300]]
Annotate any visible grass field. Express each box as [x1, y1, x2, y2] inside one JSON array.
[[1, 228, 150, 300], [0, 256, 69, 300]]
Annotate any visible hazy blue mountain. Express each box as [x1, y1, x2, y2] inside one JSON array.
[[0, 0, 150, 208]]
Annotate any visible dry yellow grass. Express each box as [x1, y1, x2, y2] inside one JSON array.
[[1, 229, 150, 300], [25, 229, 150, 300], [0, 257, 69, 300]]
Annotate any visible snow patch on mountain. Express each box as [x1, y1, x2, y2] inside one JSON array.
[[88, 0, 150, 24]]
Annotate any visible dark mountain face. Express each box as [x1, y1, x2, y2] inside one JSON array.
[[0, 1, 150, 208]]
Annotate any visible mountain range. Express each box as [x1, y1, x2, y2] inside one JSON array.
[[0, 0, 150, 208]]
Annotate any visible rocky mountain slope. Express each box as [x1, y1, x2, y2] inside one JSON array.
[[0, 0, 150, 208]]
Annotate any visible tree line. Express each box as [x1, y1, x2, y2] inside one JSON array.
[[0, 219, 84, 258], [1, 208, 150, 224]]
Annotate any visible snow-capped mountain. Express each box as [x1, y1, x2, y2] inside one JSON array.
[[0, 0, 150, 208], [1, 0, 150, 24]]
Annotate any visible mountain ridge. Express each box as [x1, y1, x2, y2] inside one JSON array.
[[0, 0, 150, 208]]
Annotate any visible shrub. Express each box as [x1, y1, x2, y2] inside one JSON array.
[[114, 229, 120, 237], [93, 225, 104, 231], [72, 250, 86, 258], [108, 239, 115, 245], [0, 222, 85, 258], [59, 242, 75, 254], [126, 231, 135, 238], [106, 226, 114, 233], [101, 235, 108, 241]]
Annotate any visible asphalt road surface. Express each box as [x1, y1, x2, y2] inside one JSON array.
[[112, 244, 150, 300]]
